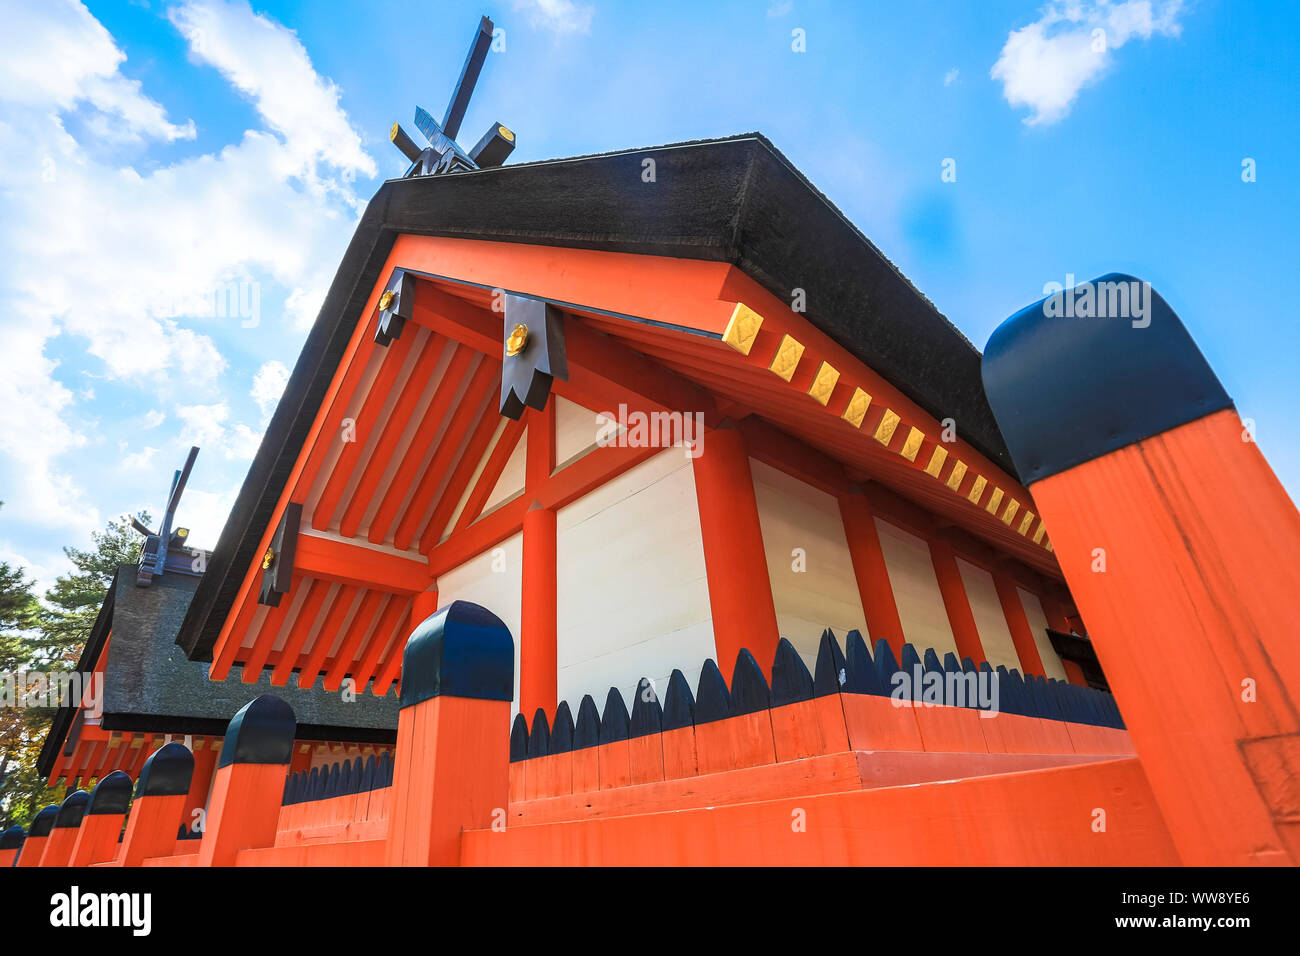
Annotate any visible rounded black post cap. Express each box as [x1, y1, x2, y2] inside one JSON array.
[[54, 790, 91, 828], [399, 600, 515, 708], [136, 741, 196, 797], [87, 771, 134, 816], [983, 274, 1232, 484], [0, 825, 25, 849], [218, 694, 297, 768], [28, 805, 61, 838]]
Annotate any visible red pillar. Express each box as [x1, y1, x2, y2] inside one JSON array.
[[1061, 659, 1088, 687], [119, 742, 193, 867], [385, 602, 513, 866], [983, 275, 1300, 864], [412, 586, 439, 623], [691, 426, 780, 674], [520, 503, 557, 717], [69, 771, 132, 866], [993, 569, 1045, 677], [183, 743, 218, 832], [518, 401, 557, 717], [928, 537, 986, 664], [837, 489, 905, 650], [197, 696, 295, 867]]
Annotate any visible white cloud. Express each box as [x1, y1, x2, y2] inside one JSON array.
[[944, 68, 960, 87], [251, 360, 290, 421], [172, 484, 236, 552], [176, 403, 262, 461], [0, 0, 195, 143], [168, 0, 376, 191], [120, 445, 159, 472], [991, 1, 1185, 126], [512, 0, 594, 35], [0, 0, 373, 556]]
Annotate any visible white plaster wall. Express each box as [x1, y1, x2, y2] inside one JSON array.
[[956, 558, 1022, 670], [435, 532, 524, 714], [1018, 585, 1069, 680], [873, 518, 959, 659], [556, 448, 714, 713], [750, 459, 868, 672]]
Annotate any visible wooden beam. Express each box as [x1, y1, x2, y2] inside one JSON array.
[[294, 533, 431, 594]]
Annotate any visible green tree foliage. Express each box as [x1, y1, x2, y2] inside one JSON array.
[[35, 512, 148, 666], [0, 511, 147, 829]]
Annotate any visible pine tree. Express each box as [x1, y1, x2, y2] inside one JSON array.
[[35, 512, 148, 667], [0, 511, 148, 828]]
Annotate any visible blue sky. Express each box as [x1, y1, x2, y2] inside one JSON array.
[[0, 0, 1295, 590]]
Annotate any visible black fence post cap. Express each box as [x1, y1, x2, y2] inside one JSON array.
[[399, 600, 514, 708], [136, 741, 196, 797], [218, 695, 297, 768], [982, 274, 1232, 484], [87, 771, 134, 815]]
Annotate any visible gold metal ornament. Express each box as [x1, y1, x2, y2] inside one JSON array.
[[506, 323, 530, 356], [378, 290, 395, 312], [262, 547, 276, 570]]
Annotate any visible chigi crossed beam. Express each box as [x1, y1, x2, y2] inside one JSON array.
[[379, 16, 567, 419], [389, 15, 516, 177]]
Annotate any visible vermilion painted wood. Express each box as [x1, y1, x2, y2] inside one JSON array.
[[0, 848, 19, 867], [1061, 659, 1088, 688], [537, 752, 574, 798], [206, 275, 392, 672], [838, 491, 907, 651], [294, 535, 430, 593], [692, 427, 781, 675], [508, 762, 526, 805], [68, 812, 126, 866], [695, 711, 777, 776], [313, 330, 418, 531], [418, 402, 505, 553], [453, 416, 526, 535], [928, 537, 987, 665], [238, 838, 386, 866], [181, 747, 218, 834], [14, 835, 49, 867], [352, 600, 410, 693], [770, 696, 850, 763], [366, 345, 477, 544], [993, 570, 1045, 677], [660, 726, 698, 780], [909, 703, 991, 754], [296, 585, 359, 690], [425, 496, 529, 580], [119, 794, 187, 867], [627, 734, 665, 786], [241, 574, 300, 683], [269, 579, 330, 686], [1032, 408, 1300, 866], [339, 333, 450, 538], [209, 588, 260, 682], [198, 763, 290, 867], [596, 740, 632, 791], [465, 756, 1178, 866], [37, 825, 79, 866], [840, 694, 924, 752], [393, 360, 499, 551], [571, 747, 600, 794], [519, 506, 557, 718], [371, 590, 435, 697], [322, 591, 386, 692], [385, 695, 509, 866]]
